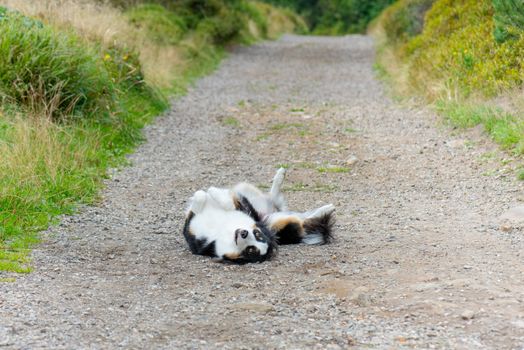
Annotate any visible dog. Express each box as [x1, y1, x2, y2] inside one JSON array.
[[182, 168, 335, 263]]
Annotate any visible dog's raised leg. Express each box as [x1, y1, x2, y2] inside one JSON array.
[[270, 167, 288, 211]]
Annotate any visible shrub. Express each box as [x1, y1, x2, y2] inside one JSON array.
[[126, 4, 188, 46], [262, 0, 395, 34], [493, 0, 524, 43], [379, 0, 434, 46], [408, 0, 524, 97], [0, 9, 115, 120], [375, 0, 524, 98]]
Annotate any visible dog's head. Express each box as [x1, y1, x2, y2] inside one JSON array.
[[224, 222, 277, 264]]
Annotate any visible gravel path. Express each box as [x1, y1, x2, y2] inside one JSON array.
[[2, 34, 524, 349]]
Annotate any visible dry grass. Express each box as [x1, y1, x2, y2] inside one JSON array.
[[0, 0, 183, 88], [1, 118, 67, 185]]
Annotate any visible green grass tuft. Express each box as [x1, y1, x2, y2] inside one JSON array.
[[284, 182, 338, 193], [436, 101, 524, 154], [222, 116, 241, 127], [0, 277, 17, 283], [317, 166, 350, 173]]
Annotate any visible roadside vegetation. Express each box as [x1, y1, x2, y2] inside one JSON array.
[[0, 0, 305, 272], [262, 0, 395, 34], [371, 0, 524, 177]]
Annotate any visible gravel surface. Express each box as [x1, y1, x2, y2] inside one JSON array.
[[1, 34, 524, 349]]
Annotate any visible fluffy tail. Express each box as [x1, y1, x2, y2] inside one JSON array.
[[302, 210, 335, 245]]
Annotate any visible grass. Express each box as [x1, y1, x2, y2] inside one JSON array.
[[317, 166, 350, 173], [221, 116, 241, 128], [284, 182, 338, 193], [0, 12, 116, 120], [0, 277, 16, 282], [1, 94, 166, 272], [436, 101, 524, 155], [0, 0, 304, 272], [275, 162, 350, 174], [256, 122, 309, 141]]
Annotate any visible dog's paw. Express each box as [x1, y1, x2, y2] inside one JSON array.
[[190, 190, 208, 213], [273, 167, 286, 187], [271, 167, 287, 199], [207, 187, 235, 210]]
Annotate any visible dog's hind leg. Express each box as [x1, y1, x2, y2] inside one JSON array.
[[270, 167, 287, 211]]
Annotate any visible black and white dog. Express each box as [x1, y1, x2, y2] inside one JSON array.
[[182, 168, 335, 264]]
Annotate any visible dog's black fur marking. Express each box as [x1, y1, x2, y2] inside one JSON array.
[[303, 213, 335, 244], [274, 222, 304, 245], [234, 194, 264, 222]]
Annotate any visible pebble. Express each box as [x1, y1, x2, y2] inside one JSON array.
[[347, 155, 359, 166], [461, 310, 476, 320]]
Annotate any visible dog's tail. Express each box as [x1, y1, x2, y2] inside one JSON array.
[[302, 206, 335, 245]]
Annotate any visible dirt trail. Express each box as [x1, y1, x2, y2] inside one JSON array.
[[1, 35, 524, 349]]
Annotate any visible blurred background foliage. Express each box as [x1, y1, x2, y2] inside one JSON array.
[[261, 0, 396, 34]]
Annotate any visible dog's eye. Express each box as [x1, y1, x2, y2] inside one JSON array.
[[253, 229, 265, 242]]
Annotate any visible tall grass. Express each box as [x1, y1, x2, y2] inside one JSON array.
[[0, 10, 115, 120], [0, 0, 185, 89]]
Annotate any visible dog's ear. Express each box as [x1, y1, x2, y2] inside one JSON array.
[[235, 195, 263, 222]]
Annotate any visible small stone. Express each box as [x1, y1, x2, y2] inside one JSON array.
[[500, 224, 512, 232], [461, 310, 475, 320], [347, 336, 356, 346], [346, 155, 359, 166], [232, 282, 244, 288]]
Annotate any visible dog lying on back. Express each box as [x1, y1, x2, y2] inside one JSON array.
[[182, 168, 335, 264]]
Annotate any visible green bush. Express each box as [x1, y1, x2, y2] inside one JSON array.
[[380, 0, 434, 46], [493, 0, 524, 43], [126, 4, 188, 45], [0, 9, 115, 120], [262, 0, 395, 34], [376, 0, 524, 98]]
